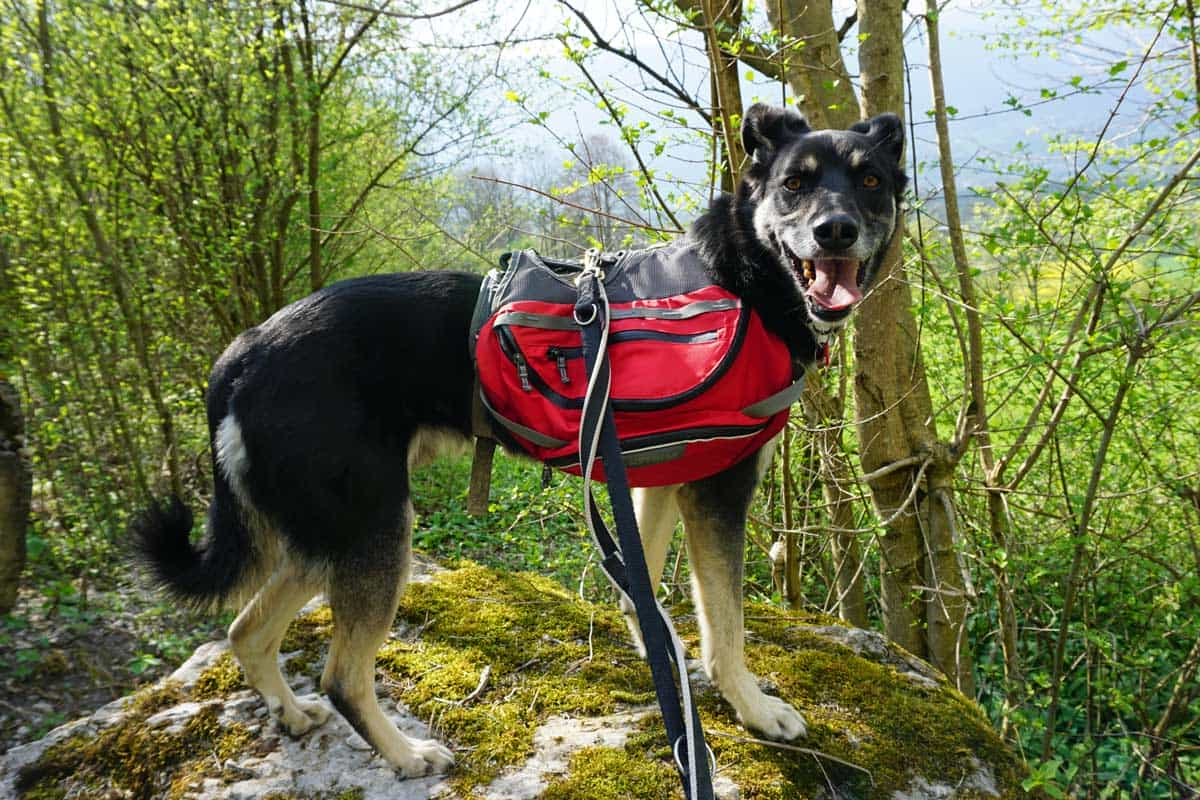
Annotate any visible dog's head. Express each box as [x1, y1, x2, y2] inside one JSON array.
[[739, 104, 907, 334]]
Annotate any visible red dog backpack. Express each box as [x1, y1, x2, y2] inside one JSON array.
[[470, 243, 804, 487]]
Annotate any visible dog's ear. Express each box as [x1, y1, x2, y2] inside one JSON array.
[[741, 103, 810, 165], [851, 113, 904, 165]]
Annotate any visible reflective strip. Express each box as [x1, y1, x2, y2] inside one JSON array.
[[494, 298, 740, 330], [623, 443, 687, 468], [493, 311, 578, 330], [478, 393, 571, 448], [740, 375, 807, 418], [610, 298, 739, 320]]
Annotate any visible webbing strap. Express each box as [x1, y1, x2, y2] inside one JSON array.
[[574, 260, 715, 800]]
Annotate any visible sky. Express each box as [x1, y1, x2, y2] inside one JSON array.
[[413, 0, 1165, 215]]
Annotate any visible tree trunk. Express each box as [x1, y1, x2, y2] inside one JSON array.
[[764, 0, 857, 130], [701, 0, 746, 187], [0, 380, 30, 613], [757, 0, 868, 625], [853, 0, 974, 686]]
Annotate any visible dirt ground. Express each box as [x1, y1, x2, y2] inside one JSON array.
[[0, 579, 227, 755]]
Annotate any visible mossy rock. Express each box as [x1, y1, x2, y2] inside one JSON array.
[[2, 563, 1029, 799]]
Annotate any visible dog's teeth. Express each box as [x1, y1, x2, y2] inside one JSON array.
[[802, 260, 815, 281]]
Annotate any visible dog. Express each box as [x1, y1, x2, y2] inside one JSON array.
[[133, 103, 906, 778]]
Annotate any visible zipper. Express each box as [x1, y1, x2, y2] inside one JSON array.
[[515, 353, 532, 391], [496, 326, 533, 391], [543, 330, 721, 385], [547, 347, 571, 384], [494, 309, 746, 411]]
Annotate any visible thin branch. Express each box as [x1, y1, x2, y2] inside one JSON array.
[[317, 0, 481, 21], [836, 12, 858, 42], [556, 0, 710, 124], [572, 58, 684, 231], [471, 174, 683, 235]]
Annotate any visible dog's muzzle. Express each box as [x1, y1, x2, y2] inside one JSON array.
[[779, 242, 864, 322]]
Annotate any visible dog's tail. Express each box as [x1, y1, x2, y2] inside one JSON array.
[[131, 481, 253, 609]]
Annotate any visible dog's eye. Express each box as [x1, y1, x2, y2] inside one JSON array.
[[783, 176, 805, 191], [862, 174, 880, 189]]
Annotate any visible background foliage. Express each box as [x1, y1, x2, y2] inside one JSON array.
[[2, 0, 1198, 797]]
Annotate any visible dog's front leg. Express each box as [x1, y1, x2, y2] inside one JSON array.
[[678, 461, 808, 742], [620, 485, 681, 657]]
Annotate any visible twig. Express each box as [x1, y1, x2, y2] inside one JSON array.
[[877, 458, 934, 529], [317, 0, 481, 21], [706, 730, 874, 784], [470, 174, 682, 235], [859, 454, 927, 485], [459, 665, 491, 706]]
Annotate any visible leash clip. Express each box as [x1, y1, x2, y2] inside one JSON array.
[[576, 247, 604, 284], [574, 247, 604, 324]]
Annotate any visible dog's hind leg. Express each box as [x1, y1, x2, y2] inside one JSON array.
[[678, 460, 808, 742], [229, 557, 330, 737], [621, 485, 680, 656], [320, 500, 453, 778]]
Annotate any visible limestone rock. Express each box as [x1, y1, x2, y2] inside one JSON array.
[[0, 563, 1027, 799]]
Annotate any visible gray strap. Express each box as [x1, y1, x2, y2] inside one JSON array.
[[741, 375, 806, 418], [493, 311, 578, 330], [610, 298, 738, 320], [493, 298, 740, 331], [478, 392, 570, 448]]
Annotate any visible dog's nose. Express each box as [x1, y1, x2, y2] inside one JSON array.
[[813, 216, 859, 251]]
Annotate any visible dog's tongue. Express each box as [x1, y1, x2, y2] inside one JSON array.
[[806, 259, 862, 310]]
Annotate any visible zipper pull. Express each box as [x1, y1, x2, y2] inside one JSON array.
[[515, 353, 532, 391], [548, 347, 571, 384]]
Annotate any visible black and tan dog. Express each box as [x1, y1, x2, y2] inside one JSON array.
[[134, 104, 906, 777]]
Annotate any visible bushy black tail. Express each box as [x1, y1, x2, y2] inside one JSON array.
[[131, 488, 252, 608]]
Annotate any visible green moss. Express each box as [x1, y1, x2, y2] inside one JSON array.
[[540, 746, 677, 799], [261, 790, 365, 800], [374, 564, 655, 793], [18, 562, 1028, 798], [192, 652, 246, 699], [280, 606, 335, 677], [16, 701, 252, 800], [128, 680, 187, 715]]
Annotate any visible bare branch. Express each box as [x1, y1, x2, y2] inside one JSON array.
[[470, 174, 683, 235], [317, 0, 481, 21]]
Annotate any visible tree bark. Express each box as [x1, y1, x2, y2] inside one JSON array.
[[763, 0, 857, 130], [0, 380, 30, 613], [757, 0, 867, 625], [854, 0, 974, 686]]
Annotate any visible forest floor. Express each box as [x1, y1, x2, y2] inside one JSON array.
[[0, 578, 227, 755]]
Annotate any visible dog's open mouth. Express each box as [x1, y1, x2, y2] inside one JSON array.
[[781, 245, 863, 318]]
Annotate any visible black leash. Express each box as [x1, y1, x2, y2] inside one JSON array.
[[573, 250, 715, 800]]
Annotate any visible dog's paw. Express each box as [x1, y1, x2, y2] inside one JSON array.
[[739, 693, 808, 741], [297, 697, 332, 726], [391, 738, 454, 778], [270, 695, 331, 737]]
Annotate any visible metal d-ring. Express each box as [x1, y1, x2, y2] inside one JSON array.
[[573, 303, 597, 326], [673, 736, 717, 779]]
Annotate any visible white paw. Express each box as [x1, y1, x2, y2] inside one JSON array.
[[392, 738, 455, 778], [738, 693, 808, 741], [298, 697, 332, 726], [270, 695, 329, 738]]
